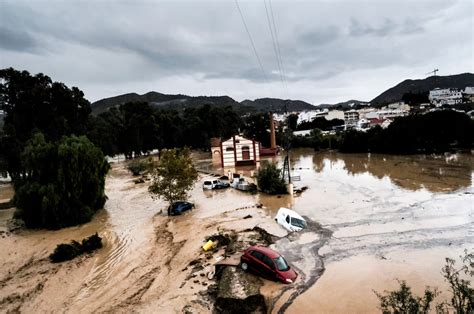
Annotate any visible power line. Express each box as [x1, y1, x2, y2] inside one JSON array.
[[234, 0, 268, 82], [268, 0, 288, 92], [264, 0, 284, 88]]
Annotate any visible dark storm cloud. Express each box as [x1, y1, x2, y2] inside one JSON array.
[[0, 26, 36, 52], [299, 26, 341, 46], [0, 0, 471, 103]]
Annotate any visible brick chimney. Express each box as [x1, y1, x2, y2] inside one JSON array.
[[269, 112, 276, 149]]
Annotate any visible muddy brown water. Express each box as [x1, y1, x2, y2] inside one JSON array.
[[0, 149, 472, 313]]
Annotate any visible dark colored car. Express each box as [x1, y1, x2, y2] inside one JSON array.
[[168, 201, 194, 216], [212, 180, 230, 189], [240, 246, 298, 284]]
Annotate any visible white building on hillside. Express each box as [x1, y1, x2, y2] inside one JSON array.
[[344, 110, 359, 127], [463, 87, 474, 102], [464, 87, 474, 95], [377, 109, 409, 119], [326, 109, 344, 120], [297, 110, 327, 124], [429, 88, 462, 106]]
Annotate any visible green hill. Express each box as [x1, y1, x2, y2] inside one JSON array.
[[371, 73, 474, 105], [91, 93, 315, 114]]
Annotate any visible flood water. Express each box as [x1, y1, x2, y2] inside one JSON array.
[[0, 149, 472, 313], [260, 149, 473, 313]]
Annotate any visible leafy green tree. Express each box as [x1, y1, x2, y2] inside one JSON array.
[[242, 113, 271, 147], [86, 112, 122, 157], [154, 109, 184, 149], [119, 102, 160, 158], [256, 163, 287, 195], [374, 280, 438, 314], [437, 250, 474, 313], [402, 91, 429, 106], [0, 68, 91, 182], [15, 133, 109, 229], [127, 157, 155, 176], [148, 148, 198, 215], [375, 251, 473, 314], [287, 113, 299, 131]]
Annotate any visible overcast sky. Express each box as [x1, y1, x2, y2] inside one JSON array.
[[0, 0, 472, 105]]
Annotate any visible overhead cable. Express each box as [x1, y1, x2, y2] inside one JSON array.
[[234, 0, 268, 82]]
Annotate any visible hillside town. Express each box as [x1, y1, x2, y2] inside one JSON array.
[[274, 86, 474, 134]]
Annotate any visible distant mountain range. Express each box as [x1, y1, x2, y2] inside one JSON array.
[[89, 73, 474, 114], [317, 99, 369, 109], [370, 73, 474, 105], [241, 98, 316, 112], [91, 92, 316, 114]]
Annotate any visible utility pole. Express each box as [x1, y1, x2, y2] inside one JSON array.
[[426, 69, 439, 76]]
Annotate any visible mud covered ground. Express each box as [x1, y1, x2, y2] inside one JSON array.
[[0, 150, 472, 313], [0, 164, 296, 313]]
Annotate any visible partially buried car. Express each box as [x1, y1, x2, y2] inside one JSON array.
[[212, 179, 230, 189], [168, 201, 194, 216], [240, 245, 297, 284], [275, 207, 307, 232]]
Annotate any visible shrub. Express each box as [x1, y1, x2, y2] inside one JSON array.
[[374, 280, 438, 314], [256, 164, 287, 195], [49, 233, 102, 263], [375, 250, 473, 313], [127, 157, 154, 176]]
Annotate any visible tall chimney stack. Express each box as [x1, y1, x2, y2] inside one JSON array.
[[269, 112, 276, 149]]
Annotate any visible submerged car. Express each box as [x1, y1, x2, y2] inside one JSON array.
[[168, 201, 194, 216], [275, 207, 307, 232], [203, 179, 230, 190], [240, 245, 298, 284], [212, 179, 230, 189]]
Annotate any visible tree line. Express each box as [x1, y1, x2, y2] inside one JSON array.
[[0, 68, 274, 229], [338, 110, 473, 154], [0, 68, 109, 229], [290, 110, 473, 154]]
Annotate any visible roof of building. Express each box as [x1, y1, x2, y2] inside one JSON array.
[[221, 134, 260, 144], [368, 118, 384, 124]]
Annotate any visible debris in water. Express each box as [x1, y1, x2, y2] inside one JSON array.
[[243, 227, 274, 245], [203, 240, 215, 251]]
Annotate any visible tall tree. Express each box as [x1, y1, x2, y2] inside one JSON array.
[[287, 113, 299, 131], [148, 148, 197, 215], [0, 68, 91, 181], [15, 134, 109, 229], [242, 113, 271, 147]]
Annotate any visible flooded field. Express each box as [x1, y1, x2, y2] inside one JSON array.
[[268, 150, 473, 313], [0, 149, 472, 313]]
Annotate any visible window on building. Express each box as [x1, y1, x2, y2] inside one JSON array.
[[226, 146, 234, 151], [241, 146, 250, 160]]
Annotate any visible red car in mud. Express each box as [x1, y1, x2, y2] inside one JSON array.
[[240, 246, 298, 284]]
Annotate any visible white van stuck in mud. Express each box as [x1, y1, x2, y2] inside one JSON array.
[[275, 207, 307, 232]]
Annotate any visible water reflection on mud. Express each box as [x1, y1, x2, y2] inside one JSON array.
[[271, 149, 473, 313], [0, 150, 471, 313], [305, 150, 472, 192]]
